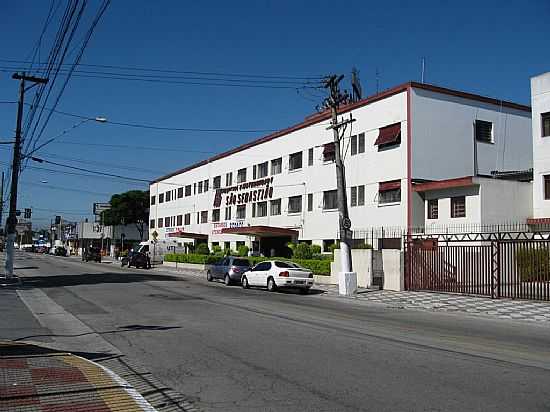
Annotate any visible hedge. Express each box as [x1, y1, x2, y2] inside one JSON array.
[[516, 247, 550, 282], [164, 253, 331, 275]]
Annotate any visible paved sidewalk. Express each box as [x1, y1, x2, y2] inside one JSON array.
[[0, 341, 157, 412], [320, 286, 550, 324]]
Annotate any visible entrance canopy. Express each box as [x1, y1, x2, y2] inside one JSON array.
[[167, 230, 208, 240], [221, 225, 298, 238]]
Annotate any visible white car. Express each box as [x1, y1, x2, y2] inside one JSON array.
[[241, 260, 314, 294]]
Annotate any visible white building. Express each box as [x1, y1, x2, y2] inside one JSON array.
[[149, 81, 532, 255], [529, 72, 550, 225]]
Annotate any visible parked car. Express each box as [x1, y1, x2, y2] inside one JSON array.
[[54, 246, 67, 257], [121, 251, 151, 269], [206, 256, 251, 285], [241, 260, 314, 294], [83, 247, 102, 263]]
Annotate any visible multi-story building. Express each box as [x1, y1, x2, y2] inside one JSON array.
[[528, 72, 550, 226], [149, 81, 532, 255]]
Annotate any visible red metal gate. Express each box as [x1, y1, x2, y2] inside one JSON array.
[[405, 232, 550, 301]]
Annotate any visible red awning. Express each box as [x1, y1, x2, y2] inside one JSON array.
[[221, 225, 299, 238], [323, 142, 335, 154], [375, 123, 401, 146], [167, 231, 208, 240], [379, 180, 401, 192]]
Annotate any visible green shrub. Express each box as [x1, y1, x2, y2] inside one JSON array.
[[195, 243, 210, 255], [329, 242, 340, 254], [286, 242, 297, 256], [517, 247, 550, 282], [310, 244, 322, 254], [212, 245, 222, 254], [237, 245, 249, 257], [294, 243, 313, 259]]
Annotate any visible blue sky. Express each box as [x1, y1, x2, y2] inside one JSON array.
[[0, 0, 549, 228]]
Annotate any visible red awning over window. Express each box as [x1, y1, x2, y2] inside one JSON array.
[[375, 123, 401, 146], [323, 142, 335, 154], [379, 180, 401, 192]]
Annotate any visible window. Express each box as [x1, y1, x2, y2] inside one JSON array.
[[236, 204, 246, 219], [166, 191, 171, 202], [375, 123, 401, 149], [253, 261, 272, 271], [379, 180, 401, 204], [213, 176, 221, 189], [270, 199, 281, 216], [428, 199, 438, 219], [198, 181, 203, 194], [351, 185, 365, 207], [271, 157, 282, 175], [358, 133, 365, 153], [351, 133, 366, 155], [323, 143, 336, 162], [165, 217, 171, 227], [184, 213, 191, 225], [475, 120, 493, 143], [307, 193, 313, 212], [225, 206, 231, 220], [544, 175, 550, 200], [308, 147, 314, 166], [177, 187, 183, 198], [151, 195, 156, 205], [193, 183, 196, 195], [237, 168, 247, 183], [288, 195, 302, 214], [159, 193, 164, 203], [289, 151, 303, 171], [201, 211, 208, 223], [542, 112, 550, 138], [224, 242, 231, 251], [212, 209, 220, 222], [323, 190, 338, 210], [177, 215, 183, 226], [204, 179, 209, 192], [158, 218, 163, 228], [196, 212, 200, 224], [257, 162, 268, 178], [226, 172, 232, 187], [150, 219, 155, 229], [255, 201, 267, 217], [451, 196, 466, 218], [185, 185, 191, 196]]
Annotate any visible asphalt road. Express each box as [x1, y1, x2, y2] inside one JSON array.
[[6, 251, 550, 412]]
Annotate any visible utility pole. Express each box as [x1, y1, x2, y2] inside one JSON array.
[[3, 73, 48, 282], [0, 171, 4, 229], [324, 75, 357, 295]]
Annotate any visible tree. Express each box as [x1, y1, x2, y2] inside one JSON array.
[[103, 190, 149, 240]]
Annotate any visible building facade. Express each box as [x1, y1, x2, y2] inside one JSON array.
[[149, 82, 532, 255]]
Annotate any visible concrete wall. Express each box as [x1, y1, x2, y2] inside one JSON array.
[[411, 88, 532, 180], [382, 250, 404, 291], [480, 179, 532, 224], [330, 249, 374, 288], [423, 185, 481, 232], [531, 72, 550, 218]]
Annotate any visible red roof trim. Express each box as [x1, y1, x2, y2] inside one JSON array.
[[527, 218, 550, 225], [151, 82, 530, 184], [412, 176, 474, 192], [221, 225, 299, 237]]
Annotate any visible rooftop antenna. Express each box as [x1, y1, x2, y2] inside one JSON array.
[[421, 57, 426, 84], [375, 67, 380, 94], [351, 67, 363, 102]]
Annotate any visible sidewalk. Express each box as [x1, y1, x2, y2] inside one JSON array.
[[154, 265, 550, 325], [0, 341, 156, 412]]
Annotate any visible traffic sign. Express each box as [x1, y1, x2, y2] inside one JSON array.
[[93, 202, 111, 215]]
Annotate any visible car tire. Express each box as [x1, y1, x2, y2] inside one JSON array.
[[206, 271, 213, 282], [224, 274, 231, 286], [242, 276, 249, 289], [267, 277, 277, 292]]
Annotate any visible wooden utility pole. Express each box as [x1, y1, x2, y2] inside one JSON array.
[[3, 73, 47, 281], [324, 75, 356, 294]]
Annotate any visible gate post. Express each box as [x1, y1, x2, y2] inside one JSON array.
[[490, 239, 501, 299]]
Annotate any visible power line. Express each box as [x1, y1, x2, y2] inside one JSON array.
[[21, 180, 111, 196]]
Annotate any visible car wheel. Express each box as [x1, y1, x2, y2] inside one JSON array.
[[206, 271, 213, 282], [242, 276, 249, 289], [267, 277, 277, 292], [299, 287, 310, 295], [224, 274, 231, 286]]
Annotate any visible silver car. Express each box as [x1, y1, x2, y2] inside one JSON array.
[[206, 256, 251, 285]]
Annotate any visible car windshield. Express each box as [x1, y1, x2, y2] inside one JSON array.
[[274, 261, 301, 269], [233, 259, 250, 266]]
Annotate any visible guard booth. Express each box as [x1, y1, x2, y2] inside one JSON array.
[[221, 225, 298, 257]]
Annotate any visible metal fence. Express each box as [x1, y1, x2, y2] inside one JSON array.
[[404, 232, 550, 301]]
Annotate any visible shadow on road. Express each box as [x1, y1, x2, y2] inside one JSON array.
[[17, 272, 184, 288]]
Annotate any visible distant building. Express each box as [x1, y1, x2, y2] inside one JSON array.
[[150, 81, 532, 255]]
